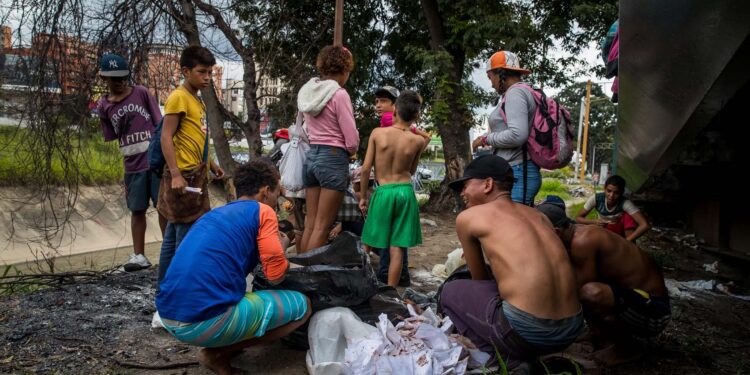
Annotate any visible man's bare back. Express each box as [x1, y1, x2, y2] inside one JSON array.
[[367, 126, 425, 184], [569, 224, 667, 297], [458, 198, 580, 319]]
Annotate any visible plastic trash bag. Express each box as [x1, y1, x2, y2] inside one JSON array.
[[253, 231, 379, 312], [431, 248, 465, 279], [305, 307, 378, 375], [279, 112, 309, 193], [344, 310, 490, 374], [288, 232, 362, 267], [350, 285, 409, 325], [403, 288, 438, 312]]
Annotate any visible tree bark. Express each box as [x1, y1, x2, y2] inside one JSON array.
[[192, 0, 262, 156], [420, 0, 472, 212], [166, 0, 237, 200]]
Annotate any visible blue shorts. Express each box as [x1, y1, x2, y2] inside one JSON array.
[[161, 290, 308, 348], [124, 170, 160, 212], [303, 144, 349, 192]]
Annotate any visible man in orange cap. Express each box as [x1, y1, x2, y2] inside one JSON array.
[[472, 50, 541, 206]]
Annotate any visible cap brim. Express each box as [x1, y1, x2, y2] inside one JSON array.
[[448, 176, 472, 192], [374, 89, 397, 100], [100, 70, 130, 77]]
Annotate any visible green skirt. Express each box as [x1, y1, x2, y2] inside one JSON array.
[[361, 182, 423, 248]]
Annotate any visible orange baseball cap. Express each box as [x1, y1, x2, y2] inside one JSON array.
[[485, 51, 531, 74]]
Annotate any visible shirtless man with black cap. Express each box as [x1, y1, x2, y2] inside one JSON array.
[[440, 155, 583, 370]]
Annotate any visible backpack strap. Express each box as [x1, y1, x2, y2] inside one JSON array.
[[500, 91, 531, 206], [202, 125, 209, 163]]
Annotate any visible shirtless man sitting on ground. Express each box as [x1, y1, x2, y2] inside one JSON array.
[[440, 155, 583, 370], [536, 196, 670, 365]]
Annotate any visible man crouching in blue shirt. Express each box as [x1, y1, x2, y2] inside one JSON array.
[[156, 159, 310, 375]]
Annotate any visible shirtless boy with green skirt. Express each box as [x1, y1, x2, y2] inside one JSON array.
[[359, 90, 427, 287]]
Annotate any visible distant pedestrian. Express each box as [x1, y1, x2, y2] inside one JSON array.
[[297, 45, 359, 252], [472, 51, 540, 205], [97, 53, 166, 271]]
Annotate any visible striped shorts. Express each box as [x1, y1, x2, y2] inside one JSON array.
[[162, 290, 308, 348]]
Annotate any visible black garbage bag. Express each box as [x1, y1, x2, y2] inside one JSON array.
[[350, 285, 409, 325], [403, 288, 438, 312], [286, 231, 362, 266], [253, 231, 379, 312]]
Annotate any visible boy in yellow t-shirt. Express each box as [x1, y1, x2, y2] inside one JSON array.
[[157, 46, 224, 290]]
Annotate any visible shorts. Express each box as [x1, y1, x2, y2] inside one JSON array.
[[440, 279, 583, 369], [124, 170, 160, 212], [605, 212, 638, 237], [303, 144, 349, 192], [361, 183, 422, 248], [609, 284, 671, 337], [161, 290, 308, 348]]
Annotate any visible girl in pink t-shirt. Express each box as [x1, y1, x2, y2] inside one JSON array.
[[296, 46, 359, 251]]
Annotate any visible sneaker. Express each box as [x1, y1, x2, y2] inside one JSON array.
[[123, 253, 152, 272]]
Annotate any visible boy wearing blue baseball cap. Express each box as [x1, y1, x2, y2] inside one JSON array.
[[97, 54, 166, 271]]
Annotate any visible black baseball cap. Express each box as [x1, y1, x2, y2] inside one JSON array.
[[448, 155, 513, 192], [375, 85, 399, 101], [536, 196, 574, 228]]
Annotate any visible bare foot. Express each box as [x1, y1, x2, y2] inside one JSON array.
[[591, 343, 643, 366], [198, 348, 245, 375]]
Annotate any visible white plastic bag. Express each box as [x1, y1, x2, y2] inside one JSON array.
[[306, 307, 378, 375], [279, 112, 309, 193]]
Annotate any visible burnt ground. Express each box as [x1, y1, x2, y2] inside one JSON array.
[[1, 213, 750, 374]]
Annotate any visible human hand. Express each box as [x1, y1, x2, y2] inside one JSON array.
[[171, 174, 187, 194], [212, 166, 225, 179], [359, 198, 368, 217], [472, 136, 484, 151], [328, 223, 342, 240]]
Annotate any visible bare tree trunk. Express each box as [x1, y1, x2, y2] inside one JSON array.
[[420, 0, 472, 212], [191, 0, 263, 157], [167, 0, 237, 199]]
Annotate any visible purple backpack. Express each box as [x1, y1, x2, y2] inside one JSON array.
[[500, 83, 574, 170]]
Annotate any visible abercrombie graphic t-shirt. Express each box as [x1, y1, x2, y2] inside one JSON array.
[[98, 85, 162, 173]]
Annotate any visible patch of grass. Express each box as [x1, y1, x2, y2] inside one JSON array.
[[541, 166, 574, 180], [567, 201, 597, 219], [0, 265, 44, 296], [230, 145, 248, 154], [0, 126, 122, 186], [538, 178, 571, 201]]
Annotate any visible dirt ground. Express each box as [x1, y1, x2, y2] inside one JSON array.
[[1, 212, 749, 374]]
